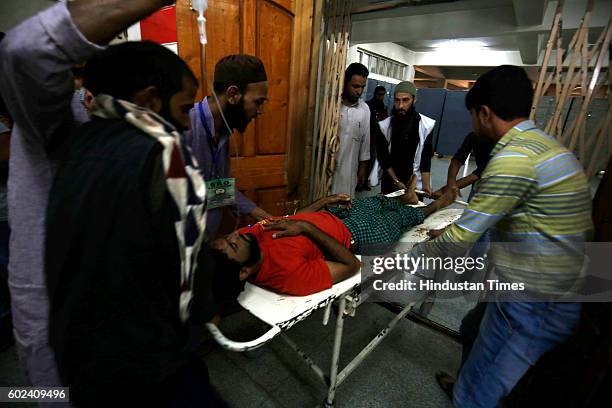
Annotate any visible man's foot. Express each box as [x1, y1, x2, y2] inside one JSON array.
[[435, 371, 455, 401], [398, 174, 419, 205]]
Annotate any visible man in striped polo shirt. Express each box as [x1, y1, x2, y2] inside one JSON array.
[[422, 65, 592, 407]]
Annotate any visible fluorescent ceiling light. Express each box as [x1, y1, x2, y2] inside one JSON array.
[[434, 39, 487, 49]]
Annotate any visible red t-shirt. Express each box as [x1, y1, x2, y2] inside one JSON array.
[[239, 212, 352, 296]]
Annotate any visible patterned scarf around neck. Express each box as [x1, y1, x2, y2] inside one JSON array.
[[91, 94, 207, 322]]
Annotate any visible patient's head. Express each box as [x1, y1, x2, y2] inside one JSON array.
[[211, 231, 261, 281]]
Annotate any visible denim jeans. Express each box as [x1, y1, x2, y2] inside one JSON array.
[[453, 300, 581, 408]]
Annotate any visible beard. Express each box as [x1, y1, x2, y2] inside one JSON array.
[[160, 101, 187, 132], [226, 98, 251, 133], [243, 233, 262, 267], [343, 90, 360, 105]]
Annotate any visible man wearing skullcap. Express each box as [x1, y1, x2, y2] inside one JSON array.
[[185, 55, 272, 240], [370, 81, 435, 195]]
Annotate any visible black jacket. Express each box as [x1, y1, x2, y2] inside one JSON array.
[[46, 118, 216, 406]]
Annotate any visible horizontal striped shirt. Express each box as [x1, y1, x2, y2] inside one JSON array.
[[423, 120, 592, 295]]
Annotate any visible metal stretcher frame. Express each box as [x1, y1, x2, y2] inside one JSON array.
[[206, 204, 466, 407]]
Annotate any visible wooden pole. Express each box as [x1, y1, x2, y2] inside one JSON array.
[[313, 0, 337, 196], [530, 0, 564, 122], [567, 21, 611, 152], [546, 1, 593, 138]]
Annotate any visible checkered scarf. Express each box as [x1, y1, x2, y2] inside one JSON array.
[[91, 94, 207, 322]]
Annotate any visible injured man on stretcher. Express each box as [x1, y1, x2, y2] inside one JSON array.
[[211, 182, 458, 296]]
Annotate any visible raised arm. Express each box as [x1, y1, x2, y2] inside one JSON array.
[[68, 0, 174, 45], [0, 0, 173, 147]]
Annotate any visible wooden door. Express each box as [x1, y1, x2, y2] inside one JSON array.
[[176, 0, 316, 225]]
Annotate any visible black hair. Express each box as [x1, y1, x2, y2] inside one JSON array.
[[374, 85, 386, 94], [209, 233, 261, 302], [344, 62, 369, 88], [83, 41, 197, 104], [213, 54, 267, 94], [210, 247, 246, 303], [465, 65, 533, 121]]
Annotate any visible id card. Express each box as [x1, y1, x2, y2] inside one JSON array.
[[206, 178, 236, 209]]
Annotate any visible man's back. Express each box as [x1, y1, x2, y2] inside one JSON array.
[[46, 118, 190, 405], [439, 121, 592, 294]]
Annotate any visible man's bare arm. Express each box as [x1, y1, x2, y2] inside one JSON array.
[[295, 194, 352, 214]]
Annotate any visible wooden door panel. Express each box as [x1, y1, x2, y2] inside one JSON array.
[[203, 0, 242, 79], [256, 0, 293, 155], [177, 0, 315, 221], [230, 155, 285, 189], [268, 0, 294, 13], [256, 187, 289, 215]]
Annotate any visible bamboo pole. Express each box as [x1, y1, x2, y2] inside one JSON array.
[[546, 1, 593, 137], [555, 26, 563, 102], [313, 0, 338, 195], [314, 0, 353, 197], [567, 21, 611, 152], [530, 0, 564, 122], [322, 0, 352, 196]]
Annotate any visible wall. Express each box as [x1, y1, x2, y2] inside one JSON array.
[[0, 0, 56, 32], [347, 42, 416, 82]]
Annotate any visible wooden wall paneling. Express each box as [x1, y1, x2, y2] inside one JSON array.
[[240, 0, 258, 159], [287, 0, 317, 201], [257, 0, 293, 155], [269, 0, 294, 12], [257, 187, 290, 215], [177, 0, 318, 218], [176, 1, 204, 100]]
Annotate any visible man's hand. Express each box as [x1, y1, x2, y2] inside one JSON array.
[[262, 218, 311, 239], [421, 186, 458, 217], [324, 194, 352, 209], [250, 207, 272, 221], [356, 162, 368, 192], [432, 181, 462, 200], [437, 186, 459, 208], [393, 180, 408, 193], [427, 227, 448, 239]]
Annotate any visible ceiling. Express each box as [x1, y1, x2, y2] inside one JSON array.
[[350, 0, 611, 80]]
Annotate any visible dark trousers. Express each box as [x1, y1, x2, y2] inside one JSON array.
[[0, 221, 10, 322]]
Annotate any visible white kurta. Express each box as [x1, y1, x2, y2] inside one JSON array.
[[331, 100, 371, 197]]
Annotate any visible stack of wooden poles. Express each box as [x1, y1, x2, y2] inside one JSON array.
[[312, 0, 353, 199], [530, 0, 611, 176]]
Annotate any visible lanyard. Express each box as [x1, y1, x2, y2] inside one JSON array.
[[198, 101, 222, 173]]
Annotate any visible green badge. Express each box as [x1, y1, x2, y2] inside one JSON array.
[[206, 178, 236, 209]]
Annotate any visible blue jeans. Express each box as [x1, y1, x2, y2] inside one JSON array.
[[453, 300, 581, 408]]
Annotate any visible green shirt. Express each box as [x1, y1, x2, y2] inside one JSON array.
[[423, 120, 592, 295]]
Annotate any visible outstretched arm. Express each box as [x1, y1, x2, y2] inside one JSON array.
[[295, 194, 352, 214]]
